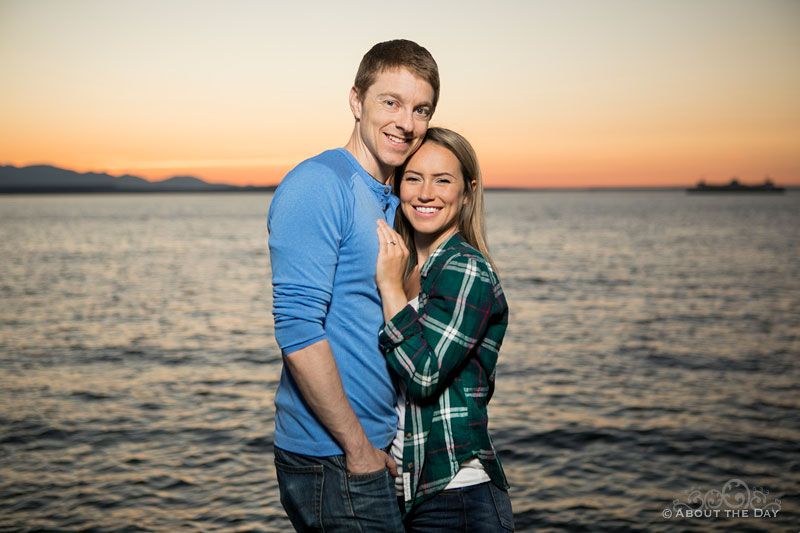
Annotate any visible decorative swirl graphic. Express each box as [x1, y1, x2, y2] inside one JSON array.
[[670, 479, 781, 514], [764, 500, 781, 513], [705, 489, 723, 509], [722, 479, 749, 509], [748, 486, 769, 510]]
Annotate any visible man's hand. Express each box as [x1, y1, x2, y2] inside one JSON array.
[[344, 437, 399, 477], [284, 340, 399, 476]]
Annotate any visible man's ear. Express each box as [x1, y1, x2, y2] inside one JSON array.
[[349, 86, 362, 120]]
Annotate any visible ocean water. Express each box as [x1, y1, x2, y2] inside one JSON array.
[[0, 191, 798, 532]]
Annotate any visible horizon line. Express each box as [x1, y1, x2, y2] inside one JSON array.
[[2, 162, 796, 191]]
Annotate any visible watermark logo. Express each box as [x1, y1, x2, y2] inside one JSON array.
[[662, 478, 781, 520]]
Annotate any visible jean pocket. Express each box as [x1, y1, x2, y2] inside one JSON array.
[[347, 467, 388, 482], [274, 456, 323, 531], [489, 483, 515, 531], [344, 467, 403, 530]]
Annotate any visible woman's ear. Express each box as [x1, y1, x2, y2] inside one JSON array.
[[463, 179, 477, 206]]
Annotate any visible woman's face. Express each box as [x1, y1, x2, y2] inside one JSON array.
[[399, 142, 468, 244]]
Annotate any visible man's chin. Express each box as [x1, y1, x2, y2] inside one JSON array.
[[380, 154, 410, 169], [391, 146, 420, 164]]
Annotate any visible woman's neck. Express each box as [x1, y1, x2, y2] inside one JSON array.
[[413, 228, 458, 268]]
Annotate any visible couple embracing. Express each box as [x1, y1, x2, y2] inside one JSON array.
[[268, 39, 513, 532]]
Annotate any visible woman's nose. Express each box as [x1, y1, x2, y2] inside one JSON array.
[[419, 180, 434, 200]]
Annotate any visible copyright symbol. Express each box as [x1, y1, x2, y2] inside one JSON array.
[[662, 509, 672, 519]]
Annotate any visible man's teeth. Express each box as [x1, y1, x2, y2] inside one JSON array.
[[387, 134, 407, 143], [415, 206, 440, 214]]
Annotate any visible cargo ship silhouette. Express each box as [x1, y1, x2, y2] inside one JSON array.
[[687, 177, 786, 193]]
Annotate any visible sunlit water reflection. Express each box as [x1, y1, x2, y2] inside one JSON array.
[[1, 192, 798, 531]]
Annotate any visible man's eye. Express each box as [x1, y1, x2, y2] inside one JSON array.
[[414, 107, 430, 117], [385, 100, 397, 107]]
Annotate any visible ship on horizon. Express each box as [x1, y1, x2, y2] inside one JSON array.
[[687, 177, 786, 194]]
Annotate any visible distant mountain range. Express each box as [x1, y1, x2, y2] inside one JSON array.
[[0, 164, 276, 193]]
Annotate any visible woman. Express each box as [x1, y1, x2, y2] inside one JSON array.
[[375, 127, 514, 532]]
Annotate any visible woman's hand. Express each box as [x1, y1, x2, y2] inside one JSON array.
[[376, 219, 408, 291], [376, 219, 410, 321]]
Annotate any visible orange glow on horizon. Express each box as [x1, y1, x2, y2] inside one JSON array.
[[1, 1, 798, 190], [4, 156, 798, 190]]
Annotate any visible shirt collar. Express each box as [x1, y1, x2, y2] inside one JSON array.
[[420, 232, 464, 278], [337, 148, 396, 207]]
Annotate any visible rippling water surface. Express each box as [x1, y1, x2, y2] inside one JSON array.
[[1, 191, 798, 532]]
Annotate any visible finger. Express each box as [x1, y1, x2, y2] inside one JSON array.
[[379, 219, 396, 238], [384, 228, 407, 255], [375, 227, 385, 256], [377, 224, 388, 249], [384, 451, 399, 478], [392, 232, 408, 255], [378, 219, 399, 244], [376, 223, 391, 250], [379, 224, 397, 252], [384, 226, 402, 245]]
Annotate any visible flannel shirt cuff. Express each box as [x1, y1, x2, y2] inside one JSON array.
[[378, 303, 422, 350]]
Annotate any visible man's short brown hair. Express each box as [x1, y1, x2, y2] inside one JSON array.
[[353, 39, 440, 114]]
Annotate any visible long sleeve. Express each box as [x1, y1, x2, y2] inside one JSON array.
[[268, 161, 350, 354], [378, 251, 508, 400]]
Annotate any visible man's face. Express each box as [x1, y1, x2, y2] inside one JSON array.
[[350, 68, 435, 179]]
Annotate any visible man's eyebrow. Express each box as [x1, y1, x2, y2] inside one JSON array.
[[377, 92, 432, 107]]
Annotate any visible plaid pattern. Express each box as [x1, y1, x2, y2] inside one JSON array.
[[378, 232, 509, 513]]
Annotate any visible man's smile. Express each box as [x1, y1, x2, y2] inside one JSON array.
[[385, 133, 409, 145]]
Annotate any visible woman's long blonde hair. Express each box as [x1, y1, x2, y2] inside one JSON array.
[[392, 127, 497, 273]]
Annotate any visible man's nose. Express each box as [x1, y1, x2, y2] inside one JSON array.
[[396, 107, 414, 132]]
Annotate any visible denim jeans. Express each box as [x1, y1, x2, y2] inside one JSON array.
[[403, 482, 515, 532], [274, 445, 404, 532]]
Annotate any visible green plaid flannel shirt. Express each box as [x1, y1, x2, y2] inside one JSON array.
[[378, 232, 509, 513]]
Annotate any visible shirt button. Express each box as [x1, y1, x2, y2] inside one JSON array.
[[408, 462, 413, 470], [406, 432, 412, 439], [384, 187, 390, 194]]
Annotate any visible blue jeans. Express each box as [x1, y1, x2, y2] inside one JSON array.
[[274, 445, 404, 532], [403, 482, 515, 532]]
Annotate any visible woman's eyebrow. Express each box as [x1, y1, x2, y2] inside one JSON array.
[[403, 170, 456, 178]]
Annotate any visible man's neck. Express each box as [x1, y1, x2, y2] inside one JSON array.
[[343, 128, 392, 184]]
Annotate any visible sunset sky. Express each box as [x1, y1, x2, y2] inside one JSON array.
[[1, 0, 798, 188]]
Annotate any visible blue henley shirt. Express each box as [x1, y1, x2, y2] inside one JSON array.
[[268, 148, 399, 456]]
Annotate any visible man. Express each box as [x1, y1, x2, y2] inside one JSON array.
[[268, 40, 439, 531]]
